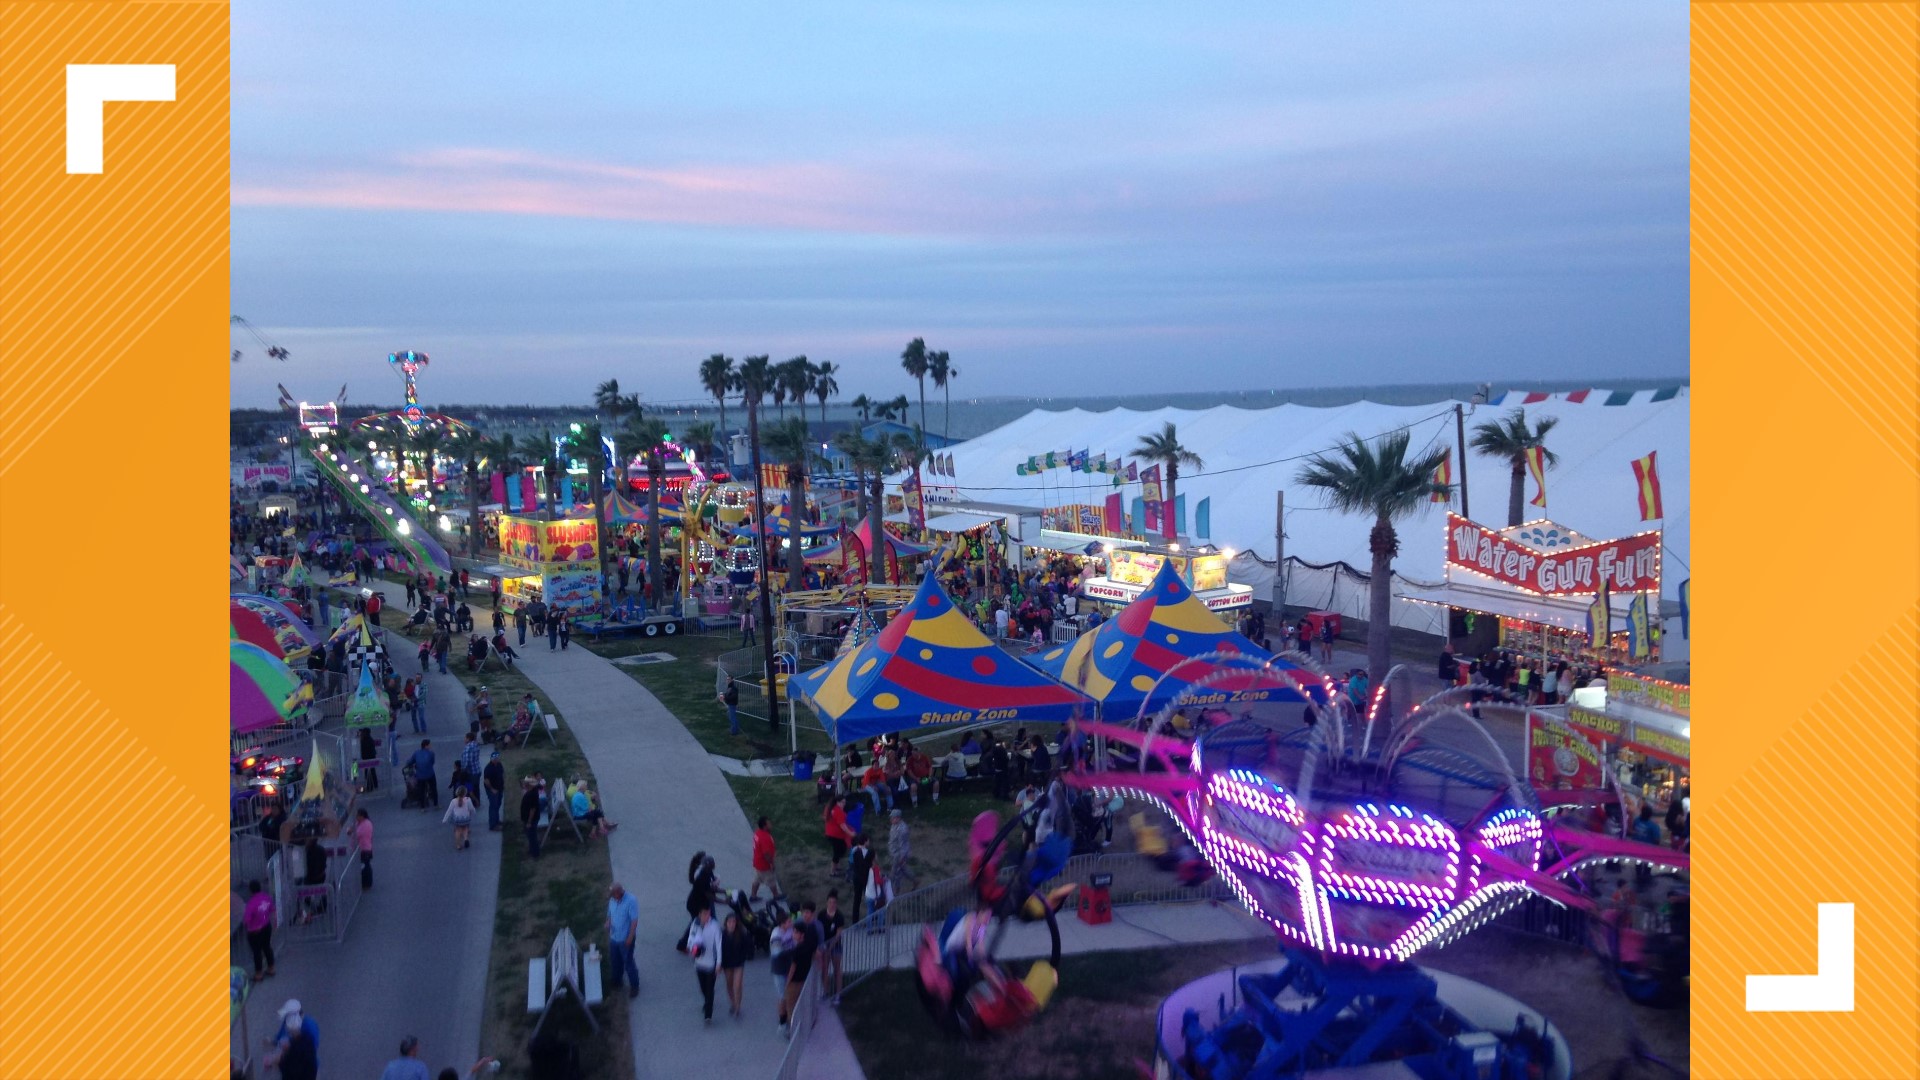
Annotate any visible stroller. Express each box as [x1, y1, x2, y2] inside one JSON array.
[[722, 888, 790, 957], [400, 762, 425, 809]]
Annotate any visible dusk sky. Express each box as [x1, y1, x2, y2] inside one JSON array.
[[231, 3, 1686, 409]]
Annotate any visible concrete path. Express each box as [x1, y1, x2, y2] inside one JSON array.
[[236, 602, 499, 1080], [503, 627, 793, 1080]]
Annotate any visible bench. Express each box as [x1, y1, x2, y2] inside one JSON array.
[[527, 928, 602, 1039]]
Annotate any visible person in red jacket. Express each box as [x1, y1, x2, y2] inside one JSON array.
[[822, 797, 854, 877], [750, 816, 781, 900]]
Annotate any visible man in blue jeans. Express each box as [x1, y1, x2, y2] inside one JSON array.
[[606, 881, 640, 999], [722, 677, 741, 735]]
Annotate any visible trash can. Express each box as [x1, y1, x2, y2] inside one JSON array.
[[792, 750, 816, 781]]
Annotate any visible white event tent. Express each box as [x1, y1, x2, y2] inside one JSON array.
[[903, 389, 1689, 636]]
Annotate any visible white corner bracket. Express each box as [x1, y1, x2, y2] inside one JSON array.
[[66, 64, 175, 174], [1745, 902, 1854, 1012]]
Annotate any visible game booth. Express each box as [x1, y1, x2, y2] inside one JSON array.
[[1403, 514, 1665, 668], [1078, 545, 1254, 617], [491, 513, 604, 614]]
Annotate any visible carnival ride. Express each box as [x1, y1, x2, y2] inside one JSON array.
[[905, 566, 1686, 1076], [305, 438, 454, 575]]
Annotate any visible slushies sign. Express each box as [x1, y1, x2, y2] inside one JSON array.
[[1445, 513, 1660, 597]]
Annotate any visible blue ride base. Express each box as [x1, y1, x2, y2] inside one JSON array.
[[1174, 949, 1559, 1080]]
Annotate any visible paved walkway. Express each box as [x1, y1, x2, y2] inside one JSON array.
[[503, 627, 794, 1080], [235, 600, 499, 1080]]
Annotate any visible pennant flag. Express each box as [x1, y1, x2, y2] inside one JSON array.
[[1524, 446, 1548, 509], [1430, 451, 1451, 503], [942, 453, 955, 477], [1104, 492, 1124, 534], [1565, 389, 1592, 404], [1016, 463, 1030, 476], [903, 468, 927, 528], [1195, 497, 1211, 540], [1126, 461, 1138, 482], [1130, 496, 1144, 535], [1045, 451, 1059, 469], [1163, 493, 1182, 541], [1604, 390, 1635, 406], [1631, 451, 1664, 520], [1076, 448, 1090, 472], [1678, 579, 1690, 639], [1627, 591, 1651, 659], [1649, 386, 1680, 402], [1488, 391, 1509, 406], [1521, 391, 1549, 404], [1140, 465, 1162, 504], [1587, 579, 1611, 649]]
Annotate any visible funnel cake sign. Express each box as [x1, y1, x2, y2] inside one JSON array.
[[1445, 514, 1660, 597]]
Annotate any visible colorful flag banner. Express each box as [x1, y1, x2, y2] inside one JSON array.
[[503, 472, 519, 511], [1678, 579, 1689, 639], [1631, 450, 1663, 520], [520, 474, 538, 512], [1195, 497, 1211, 540], [1521, 391, 1550, 404], [1163, 493, 1182, 541], [1565, 389, 1592, 404], [1627, 591, 1651, 659], [904, 468, 926, 528], [1104, 492, 1124, 534], [1126, 461, 1138, 482], [1525, 446, 1548, 509], [1430, 451, 1451, 503], [1587, 579, 1610, 650], [559, 478, 574, 512]]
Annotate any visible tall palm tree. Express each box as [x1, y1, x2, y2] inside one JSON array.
[[699, 354, 735, 444], [1294, 429, 1450, 687], [928, 350, 956, 439], [773, 356, 811, 421], [850, 393, 874, 424], [1469, 408, 1560, 527], [680, 420, 719, 468], [1132, 422, 1203, 539], [761, 416, 816, 594], [563, 420, 612, 588], [624, 415, 672, 603], [451, 428, 484, 558], [900, 337, 930, 432], [832, 429, 868, 519], [594, 379, 625, 426], [811, 361, 839, 424], [733, 355, 780, 719], [847, 433, 894, 584]]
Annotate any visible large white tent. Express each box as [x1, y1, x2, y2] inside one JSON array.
[[906, 389, 1689, 635]]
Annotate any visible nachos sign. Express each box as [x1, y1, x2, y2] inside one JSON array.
[[1445, 513, 1660, 597]]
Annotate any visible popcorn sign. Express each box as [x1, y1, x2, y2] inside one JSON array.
[[1445, 514, 1660, 597]]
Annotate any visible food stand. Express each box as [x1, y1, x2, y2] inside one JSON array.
[[1565, 667, 1690, 815], [1402, 514, 1664, 667], [492, 514, 605, 613], [1079, 545, 1254, 614]]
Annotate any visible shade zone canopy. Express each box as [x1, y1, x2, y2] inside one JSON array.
[[232, 640, 312, 734], [1030, 560, 1317, 717], [795, 573, 1092, 745]]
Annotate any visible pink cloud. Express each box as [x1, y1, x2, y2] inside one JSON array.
[[233, 147, 914, 234]]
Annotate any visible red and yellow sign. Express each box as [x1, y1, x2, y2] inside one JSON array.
[[1445, 513, 1660, 597], [1526, 713, 1606, 791], [498, 514, 600, 566]]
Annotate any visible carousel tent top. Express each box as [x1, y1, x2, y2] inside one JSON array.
[[794, 574, 1092, 745], [1029, 561, 1317, 717]]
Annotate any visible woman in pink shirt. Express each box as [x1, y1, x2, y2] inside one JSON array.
[[242, 880, 276, 981], [354, 808, 374, 890]]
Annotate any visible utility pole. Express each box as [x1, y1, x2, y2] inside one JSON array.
[[1453, 403, 1471, 520], [1272, 490, 1286, 615]]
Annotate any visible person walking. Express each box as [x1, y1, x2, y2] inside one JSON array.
[[817, 891, 846, 1002], [242, 880, 276, 981], [822, 797, 853, 878], [482, 751, 505, 831], [779, 903, 821, 1037], [767, 910, 796, 1029], [513, 604, 528, 646], [846, 835, 875, 920], [607, 881, 641, 999], [548, 610, 560, 650], [410, 740, 439, 809], [354, 807, 375, 889], [458, 732, 484, 788], [750, 817, 780, 901], [432, 628, 451, 675], [686, 907, 723, 1023], [443, 786, 476, 850], [378, 1035, 431, 1080], [886, 808, 915, 890], [558, 612, 572, 650], [740, 603, 757, 647], [520, 777, 546, 860], [722, 676, 741, 736], [720, 911, 751, 1019], [263, 1001, 319, 1080]]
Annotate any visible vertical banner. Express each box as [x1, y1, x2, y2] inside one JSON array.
[[1524, 445, 1548, 509], [1103, 492, 1123, 535], [519, 473, 537, 512], [1195, 497, 1211, 540], [1627, 591, 1650, 660], [0, 3, 231, 1075], [489, 470, 506, 506]]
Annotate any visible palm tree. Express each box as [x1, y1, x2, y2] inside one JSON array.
[[733, 355, 780, 719], [773, 356, 811, 421], [928, 350, 956, 439], [563, 420, 612, 588], [1294, 429, 1449, 687], [699, 354, 735, 444], [1132, 422, 1204, 539], [594, 379, 625, 425], [680, 420, 719, 468], [832, 429, 868, 519], [451, 428, 484, 558], [811, 361, 839, 424], [1469, 408, 1560, 527], [900, 337, 930, 432], [850, 393, 874, 424], [762, 416, 817, 594], [624, 415, 672, 604]]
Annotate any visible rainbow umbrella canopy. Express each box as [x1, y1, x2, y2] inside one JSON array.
[[231, 640, 313, 734], [232, 594, 319, 660], [794, 573, 1091, 745], [1029, 560, 1316, 719], [230, 604, 285, 658]]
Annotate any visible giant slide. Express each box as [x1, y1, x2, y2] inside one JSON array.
[[308, 444, 454, 575]]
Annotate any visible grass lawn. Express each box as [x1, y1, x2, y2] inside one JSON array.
[[839, 941, 1273, 1080], [432, 637, 636, 1080], [580, 632, 839, 760]]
